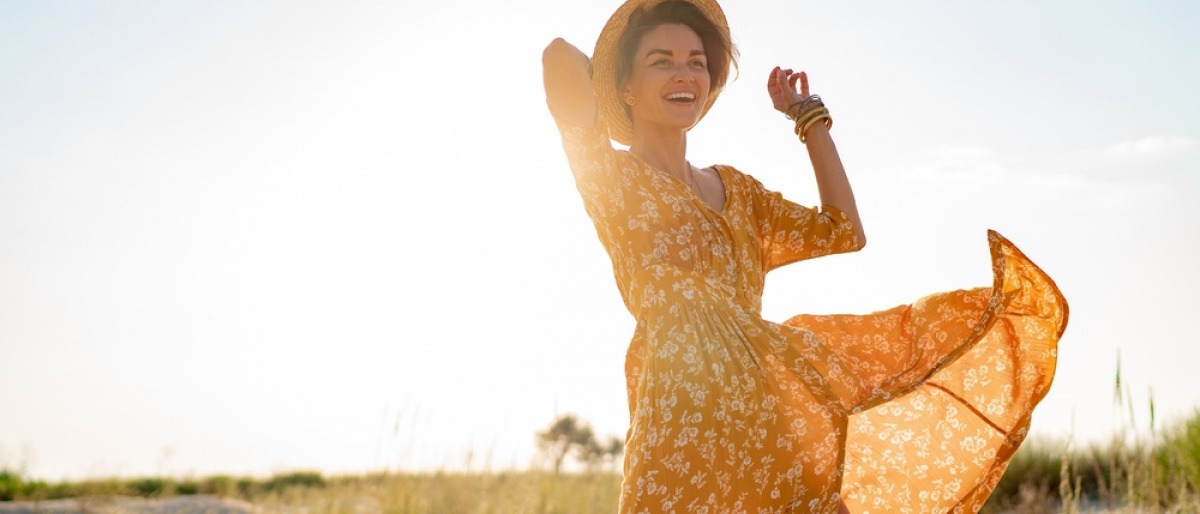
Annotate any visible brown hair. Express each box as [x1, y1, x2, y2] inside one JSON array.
[[614, 0, 739, 96]]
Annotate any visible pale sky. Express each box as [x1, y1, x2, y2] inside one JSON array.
[[2, 1, 1197, 480]]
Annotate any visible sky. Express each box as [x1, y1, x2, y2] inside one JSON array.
[[1, 0, 1197, 480]]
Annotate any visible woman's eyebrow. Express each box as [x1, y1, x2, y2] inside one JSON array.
[[644, 49, 707, 58]]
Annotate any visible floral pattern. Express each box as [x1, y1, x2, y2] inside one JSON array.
[[556, 116, 1068, 514]]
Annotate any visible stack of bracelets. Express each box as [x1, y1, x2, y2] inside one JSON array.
[[785, 95, 832, 143]]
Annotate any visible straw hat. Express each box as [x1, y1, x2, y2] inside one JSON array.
[[591, 0, 730, 146]]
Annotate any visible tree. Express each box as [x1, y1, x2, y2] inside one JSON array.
[[577, 434, 625, 472], [537, 413, 587, 474], [536, 413, 624, 474]]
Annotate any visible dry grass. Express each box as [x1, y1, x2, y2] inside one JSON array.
[[248, 471, 621, 514]]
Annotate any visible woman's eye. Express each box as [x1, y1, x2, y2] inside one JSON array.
[[690, 60, 706, 69]]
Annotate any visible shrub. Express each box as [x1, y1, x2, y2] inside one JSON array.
[[263, 471, 325, 492], [0, 469, 23, 501], [128, 477, 170, 497], [175, 479, 199, 495]]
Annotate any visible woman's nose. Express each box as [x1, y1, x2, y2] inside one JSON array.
[[673, 68, 697, 82]]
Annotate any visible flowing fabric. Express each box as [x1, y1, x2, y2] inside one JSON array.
[[555, 115, 1068, 514]]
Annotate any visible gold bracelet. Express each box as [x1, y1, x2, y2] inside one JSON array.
[[793, 106, 829, 135], [799, 113, 833, 143]]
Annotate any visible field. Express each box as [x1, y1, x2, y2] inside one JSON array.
[[2, 412, 1197, 513]]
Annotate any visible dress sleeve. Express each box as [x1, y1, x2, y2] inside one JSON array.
[[554, 113, 630, 248], [747, 174, 859, 272], [555, 110, 618, 179]]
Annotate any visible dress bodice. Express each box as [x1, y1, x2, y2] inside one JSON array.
[[558, 119, 858, 322]]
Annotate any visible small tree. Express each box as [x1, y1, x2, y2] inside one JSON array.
[[578, 434, 625, 472], [537, 414, 623, 474]]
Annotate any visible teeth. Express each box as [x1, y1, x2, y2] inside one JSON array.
[[666, 92, 695, 101]]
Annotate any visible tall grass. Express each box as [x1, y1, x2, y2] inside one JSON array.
[[980, 411, 1200, 513], [980, 360, 1200, 513]]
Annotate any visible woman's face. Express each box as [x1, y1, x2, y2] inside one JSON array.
[[623, 23, 711, 137]]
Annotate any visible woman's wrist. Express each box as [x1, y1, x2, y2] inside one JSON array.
[[799, 112, 832, 142], [784, 94, 832, 143], [802, 121, 830, 142], [784, 95, 822, 121]]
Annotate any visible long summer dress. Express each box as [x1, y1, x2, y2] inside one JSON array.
[[555, 115, 1068, 514]]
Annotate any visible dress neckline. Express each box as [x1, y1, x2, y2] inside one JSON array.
[[626, 151, 729, 217]]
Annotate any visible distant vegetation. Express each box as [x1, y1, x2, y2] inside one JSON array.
[[2, 409, 1197, 512], [0, 470, 327, 503], [2, 410, 1197, 513]]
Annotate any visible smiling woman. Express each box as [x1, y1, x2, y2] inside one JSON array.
[[542, 0, 1067, 513], [609, 0, 735, 146], [623, 26, 710, 130]]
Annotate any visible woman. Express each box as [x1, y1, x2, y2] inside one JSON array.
[[542, 1, 1068, 513]]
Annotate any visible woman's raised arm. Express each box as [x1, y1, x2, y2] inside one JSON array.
[[768, 67, 867, 251], [542, 38, 598, 129]]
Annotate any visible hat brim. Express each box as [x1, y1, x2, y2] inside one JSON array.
[[591, 0, 729, 146]]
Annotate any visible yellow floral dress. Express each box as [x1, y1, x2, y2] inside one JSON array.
[[556, 116, 1068, 514]]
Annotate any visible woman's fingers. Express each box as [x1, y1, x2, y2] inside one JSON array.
[[767, 67, 788, 109], [768, 67, 816, 112], [773, 67, 808, 94]]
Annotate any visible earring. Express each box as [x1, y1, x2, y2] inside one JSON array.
[[626, 97, 635, 105]]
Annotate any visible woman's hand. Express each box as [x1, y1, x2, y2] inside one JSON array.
[[766, 66, 810, 118]]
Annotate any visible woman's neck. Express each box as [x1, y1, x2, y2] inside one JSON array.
[[628, 128, 690, 179]]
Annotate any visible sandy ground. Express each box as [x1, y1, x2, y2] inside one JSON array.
[[0, 496, 255, 514]]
